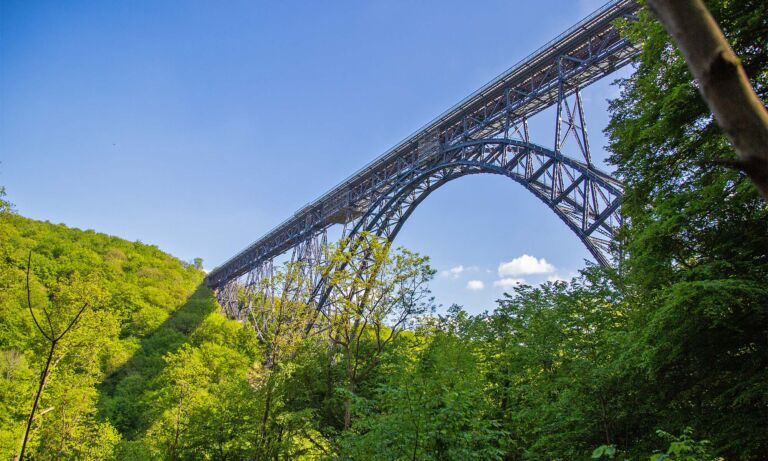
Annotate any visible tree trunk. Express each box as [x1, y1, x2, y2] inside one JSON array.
[[171, 386, 184, 461], [257, 379, 274, 460], [343, 348, 356, 430], [18, 340, 56, 461], [343, 386, 354, 431]]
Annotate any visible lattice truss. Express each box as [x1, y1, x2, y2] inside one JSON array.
[[217, 231, 328, 332]]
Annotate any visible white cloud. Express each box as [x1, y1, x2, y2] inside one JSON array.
[[466, 280, 485, 291], [493, 277, 525, 288], [441, 265, 465, 279], [498, 254, 555, 277]]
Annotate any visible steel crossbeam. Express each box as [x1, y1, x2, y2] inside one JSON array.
[[206, 0, 639, 290]]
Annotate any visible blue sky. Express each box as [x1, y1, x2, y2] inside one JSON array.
[[0, 0, 633, 314]]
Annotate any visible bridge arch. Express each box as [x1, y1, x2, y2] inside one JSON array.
[[343, 138, 621, 266], [309, 138, 623, 311]]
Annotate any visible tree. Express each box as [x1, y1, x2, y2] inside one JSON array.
[[473, 269, 646, 459], [147, 345, 212, 460], [606, 1, 768, 456], [17, 252, 97, 460], [324, 233, 435, 430], [237, 256, 322, 459], [192, 258, 203, 271], [0, 186, 13, 215], [646, 0, 768, 199], [339, 316, 505, 461]]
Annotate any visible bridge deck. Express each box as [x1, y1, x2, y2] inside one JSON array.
[[206, 0, 639, 288]]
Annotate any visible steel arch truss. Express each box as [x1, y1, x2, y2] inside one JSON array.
[[347, 138, 622, 265]]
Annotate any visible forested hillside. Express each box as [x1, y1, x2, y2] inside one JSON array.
[[0, 193, 216, 457], [1, 0, 767, 459]]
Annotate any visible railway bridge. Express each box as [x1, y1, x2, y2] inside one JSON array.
[[207, 0, 640, 318]]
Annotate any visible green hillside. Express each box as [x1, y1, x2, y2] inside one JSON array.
[[0, 207, 256, 458]]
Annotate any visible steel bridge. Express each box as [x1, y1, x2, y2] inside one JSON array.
[[207, 0, 640, 316]]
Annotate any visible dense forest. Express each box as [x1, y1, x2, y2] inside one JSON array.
[[1, 0, 767, 459]]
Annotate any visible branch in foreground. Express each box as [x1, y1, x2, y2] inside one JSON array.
[[647, 0, 768, 199]]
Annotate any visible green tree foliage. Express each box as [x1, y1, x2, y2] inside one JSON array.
[[0, 186, 13, 215], [193, 258, 204, 271], [324, 234, 435, 431], [338, 312, 505, 461], [605, 0, 768, 456], [0, 210, 202, 459], [473, 270, 639, 459]]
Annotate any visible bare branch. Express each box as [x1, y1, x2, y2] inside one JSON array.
[[25, 252, 51, 342], [18, 252, 92, 461]]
